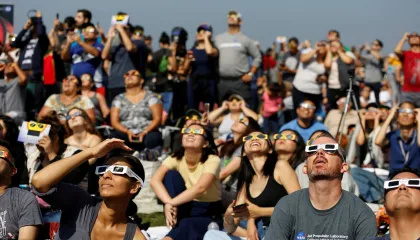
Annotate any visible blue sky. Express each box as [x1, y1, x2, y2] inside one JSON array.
[[11, 0, 420, 53]]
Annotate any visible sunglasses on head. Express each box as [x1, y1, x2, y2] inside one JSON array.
[[124, 70, 140, 78], [64, 76, 79, 84], [300, 103, 316, 110], [229, 98, 240, 102], [95, 165, 143, 185], [181, 127, 206, 137], [273, 134, 297, 141], [398, 108, 414, 114], [185, 115, 200, 121], [65, 111, 83, 121], [305, 143, 339, 155], [384, 178, 420, 190], [239, 118, 248, 126], [243, 134, 268, 142]]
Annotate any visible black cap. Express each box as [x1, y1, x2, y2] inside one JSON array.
[[185, 109, 202, 121]]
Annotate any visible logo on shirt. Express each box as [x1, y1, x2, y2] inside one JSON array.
[[0, 210, 7, 238], [296, 232, 306, 240]]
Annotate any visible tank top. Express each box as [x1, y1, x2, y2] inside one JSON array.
[[218, 113, 244, 140], [246, 174, 288, 226]]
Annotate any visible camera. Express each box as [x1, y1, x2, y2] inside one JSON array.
[[171, 27, 188, 44]]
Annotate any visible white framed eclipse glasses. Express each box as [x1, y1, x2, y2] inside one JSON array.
[[384, 178, 420, 190], [95, 165, 144, 186]]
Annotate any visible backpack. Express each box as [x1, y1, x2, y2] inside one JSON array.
[[158, 54, 169, 73]]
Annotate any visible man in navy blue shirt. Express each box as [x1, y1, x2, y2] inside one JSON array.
[[372, 168, 420, 240], [279, 99, 328, 142], [375, 101, 420, 174], [61, 23, 103, 80]]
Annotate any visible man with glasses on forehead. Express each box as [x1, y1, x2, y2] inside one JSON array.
[[279, 99, 328, 142], [0, 140, 42, 239], [61, 23, 103, 81], [374, 168, 420, 239], [215, 10, 262, 105], [266, 132, 376, 240], [375, 101, 420, 173]]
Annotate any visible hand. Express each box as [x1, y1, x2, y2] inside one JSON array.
[[53, 18, 60, 28], [36, 11, 42, 18], [37, 136, 54, 154], [221, 101, 229, 110], [126, 130, 138, 142], [314, 42, 321, 51], [404, 32, 410, 41], [415, 108, 420, 122], [201, 112, 209, 126], [107, 26, 116, 39], [247, 220, 259, 240], [88, 138, 132, 159], [66, 32, 75, 43], [364, 42, 371, 51], [375, 110, 383, 120], [239, 100, 246, 110], [186, 50, 194, 60], [24, 19, 32, 30], [360, 109, 366, 120], [138, 132, 147, 143], [245, 199, 261, 219], [205, 31, 212, 39], [164, 203, 177, 228], [72, 33, 82, 43], [96, 23, 104, 35], [170, 42, 178, 53], [322, 97, 328, 105], [241, 73, 253, 83], [389, 106, 399, 119], [114, 24, 125, 32], [224, 200, 236, 223]]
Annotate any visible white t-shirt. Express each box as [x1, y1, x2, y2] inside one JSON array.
[[293, 48, 325, 95], [359, 91, 376, 106], [379, 90, 392, 107], [328, 60, 341, 89]]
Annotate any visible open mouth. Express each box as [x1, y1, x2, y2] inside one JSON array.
[[314, 158, 327, 166], [250, 142, 260, 147]]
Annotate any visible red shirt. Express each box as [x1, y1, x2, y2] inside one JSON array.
[[402, 50, 420, 92], [263, 55, 277, 71]]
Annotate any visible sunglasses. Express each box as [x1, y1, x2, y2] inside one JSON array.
[[273, 134, 297, 141], [181, 127, 206, 137], [65, 111, 83, 121], [239, 118, 248, 127], [243, 134, 268, 142], [227, 14, 240, 20], [81, 75, 92, 81], [398, 108, 414, 114], [384, 178, 420, 190], [185, 115, 201, 121], [0, 150, 14, 168], [83, 27, 96, 33], [64, 77, 79, 84], [124, 70, 141, 78], [95, 165, 144, 185], [305, 143, 339, 155], [299, 103, 316, 110], [229, 98, 240, 102]]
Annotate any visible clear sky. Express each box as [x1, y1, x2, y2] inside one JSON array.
[[11, 0, 420, 53]]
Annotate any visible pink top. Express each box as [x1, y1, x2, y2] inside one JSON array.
[[262, 92, 282, 117]]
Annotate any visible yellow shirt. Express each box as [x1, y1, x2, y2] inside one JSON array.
[[162, 154, 221, 202]]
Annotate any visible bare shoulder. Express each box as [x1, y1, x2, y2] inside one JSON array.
[[90, 134, 102, 146], [133, 227, 148, 240]]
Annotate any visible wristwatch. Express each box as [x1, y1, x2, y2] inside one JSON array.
[[247, 72, 254, 77]]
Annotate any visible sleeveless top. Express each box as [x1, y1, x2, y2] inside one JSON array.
[[246, 174, 288, 226], [218, 112, 244, 140]]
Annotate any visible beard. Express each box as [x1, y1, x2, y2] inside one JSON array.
[[308, 165, 343, 182]]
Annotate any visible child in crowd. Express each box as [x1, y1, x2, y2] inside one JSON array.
[[379, 79, 392, 107], [360, 85, 376, 108], [261, 83, 283, 133]]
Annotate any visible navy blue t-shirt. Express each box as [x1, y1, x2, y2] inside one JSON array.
[[191, 47, 217, 77], [108, 40, 148, 89], [386, 129, 420, 173], [70, 42, 104, 78]]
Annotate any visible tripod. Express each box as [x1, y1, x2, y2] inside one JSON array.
[[336, 76, 383, 202]]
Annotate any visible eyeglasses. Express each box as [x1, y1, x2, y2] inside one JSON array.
[[181, 127, 206, 137], [65, 111, 83, 121], [384, 178, 420, 190], [243, 134, 268, 142], [273, 134, 297, 141], [299, 103, 316, 110], [239, 118, 248, 127], [124, 70, 141, 78], [305, 143, 339, 155], [398, 108, 414, 114], [0, 150, 14, 168], [95, 165, 144, 185]]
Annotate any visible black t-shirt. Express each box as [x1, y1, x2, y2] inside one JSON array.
[[151, 48, 172, 92]]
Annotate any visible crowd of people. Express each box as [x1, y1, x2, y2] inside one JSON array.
[[0, 7, 420, 240]]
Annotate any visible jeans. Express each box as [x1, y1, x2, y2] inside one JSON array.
[[160, 91, 174, 114], [187, 75, 216, 111], [164, 170, 223, 240]]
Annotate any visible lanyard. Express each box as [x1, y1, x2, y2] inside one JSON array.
[[398, 131, 417, 164]]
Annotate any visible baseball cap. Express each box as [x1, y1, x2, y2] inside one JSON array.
[[378, 104, 391, 110], [197, 24, 212, 33], [228, 94, 244, 102], [0, 150, 15, 168], [366, 103, 379, 110]]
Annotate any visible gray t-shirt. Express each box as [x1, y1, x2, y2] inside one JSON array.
[[111, 90, 161, 133], [362, 53, 383, 84], [215, 32, 262, 78], [0, 77, 26, 121], [0, 188, 42, 239], [265, 188, 376, 240], [34, 182, 138, 240], [292, 49, 325, 95]]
